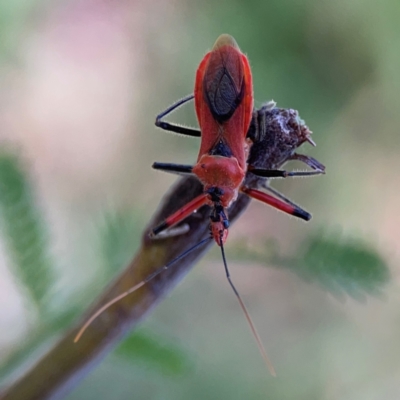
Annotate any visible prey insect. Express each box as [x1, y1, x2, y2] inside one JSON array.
[[74, 35, 325, 376]]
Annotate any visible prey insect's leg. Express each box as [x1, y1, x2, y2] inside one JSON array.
[[150, 193, 209, 237], [241, 187, 311, 221], [248, 153, 325, 179], [289, 153, 326, 172], [262, 183, 309, 214], [152, 162, 194, 176], [155, 94, 201, 137], [150, 224, 190, 240]]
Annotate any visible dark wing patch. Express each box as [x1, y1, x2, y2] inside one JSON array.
[[203, 47, 245, 123]]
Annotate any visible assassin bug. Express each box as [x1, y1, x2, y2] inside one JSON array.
[[74, 35, 324, 376], [151, 35, 319, 244]]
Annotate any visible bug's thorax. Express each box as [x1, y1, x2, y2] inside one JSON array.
[[192, 154, 244, 208]]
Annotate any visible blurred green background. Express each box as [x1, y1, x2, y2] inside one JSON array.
[[0, 0, 399, 399]]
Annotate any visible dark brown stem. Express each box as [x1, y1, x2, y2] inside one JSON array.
[[1, 177, 250, 400]]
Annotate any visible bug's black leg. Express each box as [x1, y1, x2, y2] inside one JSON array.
[[152, 162, 194, 176], [155, 94, 201, 137], [248, 167, 324, 178]]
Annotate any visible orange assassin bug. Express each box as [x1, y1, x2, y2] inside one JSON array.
[[151, 34, 315, 245], [75, 35, 325, 376]]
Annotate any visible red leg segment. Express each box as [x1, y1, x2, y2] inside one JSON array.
[[241, 187, 311, 221], [151, 193, 209, 237]]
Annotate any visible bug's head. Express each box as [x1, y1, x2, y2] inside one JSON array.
[[210, 219, 229, 246], [209, 203, 229, 246]]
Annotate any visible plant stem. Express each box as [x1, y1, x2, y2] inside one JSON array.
[[1, 176, 250, 400]]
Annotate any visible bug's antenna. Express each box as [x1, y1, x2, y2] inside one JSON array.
[[74, 236, 213, 343], [220, 236, 276, 377]]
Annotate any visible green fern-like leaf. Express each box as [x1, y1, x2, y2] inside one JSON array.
[[229, 229, 390, 299], [0, 152, 53, 312], [99, 210, 143, 279], [274, 231, 391, 299]]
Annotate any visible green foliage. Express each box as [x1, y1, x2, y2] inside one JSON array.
[[0, 152, 53, 312], [0, 152, 191, 385], [0, 0, 41, 63], [98, 211, 142, 281], [116, 328, 193, 376], [231, 230, 390, 299], [291, 232, 391, 299]]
